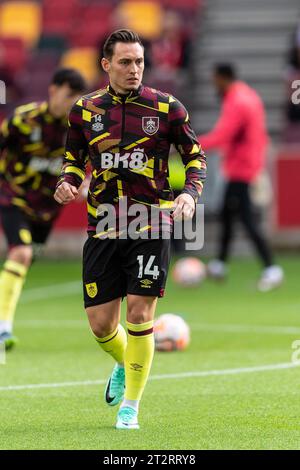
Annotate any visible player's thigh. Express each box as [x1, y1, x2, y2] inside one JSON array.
[[0, 205, 33, 247], [122, 238, 171, 299], [82, 236, 126, 308]]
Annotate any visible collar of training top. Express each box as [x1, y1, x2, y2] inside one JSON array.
[[107, 84, 143, 102]]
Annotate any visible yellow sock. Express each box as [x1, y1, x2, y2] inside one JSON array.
[[94, 324, 127, 364], [0, 260, 28, 332], [124, 320, 155, 401]]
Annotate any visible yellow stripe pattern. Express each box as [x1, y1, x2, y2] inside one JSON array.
[[117, 180, 123, 197], [124, 137, 150, 150], [185, 159, 202, 171], [64, 166, 85, 180], [158, 102, 169, 114], [87, 202, 97, 218], [89, 132, 110, 146], [82, 110, 92, 122]]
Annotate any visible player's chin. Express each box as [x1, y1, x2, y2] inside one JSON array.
[[125, 80, 140, 90]]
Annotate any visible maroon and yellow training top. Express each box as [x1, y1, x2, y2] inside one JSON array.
[[58, 84, 207, 233], [0, 102, 66, 223]]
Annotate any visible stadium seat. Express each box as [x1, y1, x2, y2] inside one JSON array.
[[60, 48, 99, 85], [0, 37, 27, 75], [0, 1, 41, 48], [17, 51, 61, 101], [37, 34, 67, 53], [42, 0, 80, 37], [117, 1, 163, 39], [68, 4, 113, 48], [162, 0, 202, 12]]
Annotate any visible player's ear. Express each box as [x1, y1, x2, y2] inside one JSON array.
[[101, 58, 110, 73]]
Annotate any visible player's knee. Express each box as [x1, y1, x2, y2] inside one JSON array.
[[127, 308, 153, 325], [8, 245, 33, 267], [86, 308, 117, 338], [90, 323, 115, 338]]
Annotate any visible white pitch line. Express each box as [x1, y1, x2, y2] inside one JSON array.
[[17, 320, 87, 328], [0, 362, 298, 392], [20, 281, 82, 303], [15, 319, 300, 336], [191, 323, 300, 336], [19, 282, 300, 335]]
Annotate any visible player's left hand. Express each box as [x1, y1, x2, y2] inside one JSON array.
[[172, 193, 195, 221]]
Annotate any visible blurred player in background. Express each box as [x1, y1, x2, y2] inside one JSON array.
[[199, 64, 283, 291], [0, 68, 86, 349], [54, 29, 206, 430]]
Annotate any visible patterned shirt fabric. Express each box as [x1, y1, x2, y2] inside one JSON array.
[[0, 102, 67, 223], [58, 85, 207, 234]]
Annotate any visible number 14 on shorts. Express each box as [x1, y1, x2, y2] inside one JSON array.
[[137, 255, 160, 280]]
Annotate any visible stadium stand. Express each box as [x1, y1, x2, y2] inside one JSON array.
[[0, 0, 299, 252], [116, 1, 163, 39], [0, 1, 41, 48], [0, 0, 202, 110], [60, 47, 99, 85]]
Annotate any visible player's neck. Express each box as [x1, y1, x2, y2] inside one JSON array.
[[47, 102, 64, 120], [109, 83, 141, 98]]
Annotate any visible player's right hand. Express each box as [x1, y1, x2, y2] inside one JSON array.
[[54, 182, 79, 205]]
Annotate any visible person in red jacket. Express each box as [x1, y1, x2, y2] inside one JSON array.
[[199, 64, 283, 291]]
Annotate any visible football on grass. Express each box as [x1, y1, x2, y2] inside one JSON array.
[[172, 257, 206, 286], [154, 313, 190, 352]]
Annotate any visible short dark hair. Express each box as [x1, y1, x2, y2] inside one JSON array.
[[103, 29, 143, 60], [214, 63, 237, 81], [51, 68, 86, 92]]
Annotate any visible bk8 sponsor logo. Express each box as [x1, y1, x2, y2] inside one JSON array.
[[101, 148, 148, 171]]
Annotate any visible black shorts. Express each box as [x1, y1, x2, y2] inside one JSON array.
[[0, 205, 53, 248], [82, 237, 171, 307]]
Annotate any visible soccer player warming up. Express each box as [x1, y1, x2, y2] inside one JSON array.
[[54, 30, 206, 430], [0, 69, 86, 350]]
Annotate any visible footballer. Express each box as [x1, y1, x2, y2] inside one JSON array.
[[54, 30, 206, 430], [0, 68, 86, 349]]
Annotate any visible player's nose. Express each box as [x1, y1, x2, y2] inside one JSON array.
[[130, 62, 139, 74]]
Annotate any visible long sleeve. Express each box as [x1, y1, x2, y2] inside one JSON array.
[[169, 97, 207, 202], [0, 119, 10, 153], [0, 114, 23, 152], [0, 115, 24, 173], [57, 100, 88, 189]]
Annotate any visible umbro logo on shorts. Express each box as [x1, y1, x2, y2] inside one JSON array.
[[140, 279, 153, 288]]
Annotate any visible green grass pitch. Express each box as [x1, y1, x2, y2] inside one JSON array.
[[0, 256, 300, 450]]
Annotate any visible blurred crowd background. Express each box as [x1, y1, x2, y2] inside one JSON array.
[[0, 0, 300, 257]]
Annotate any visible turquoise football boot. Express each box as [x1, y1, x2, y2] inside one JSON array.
[[116, 406, 139, 430], [104, 364, 125, 406]]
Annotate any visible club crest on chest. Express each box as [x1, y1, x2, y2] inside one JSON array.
[[142, 116, 159, 135]]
